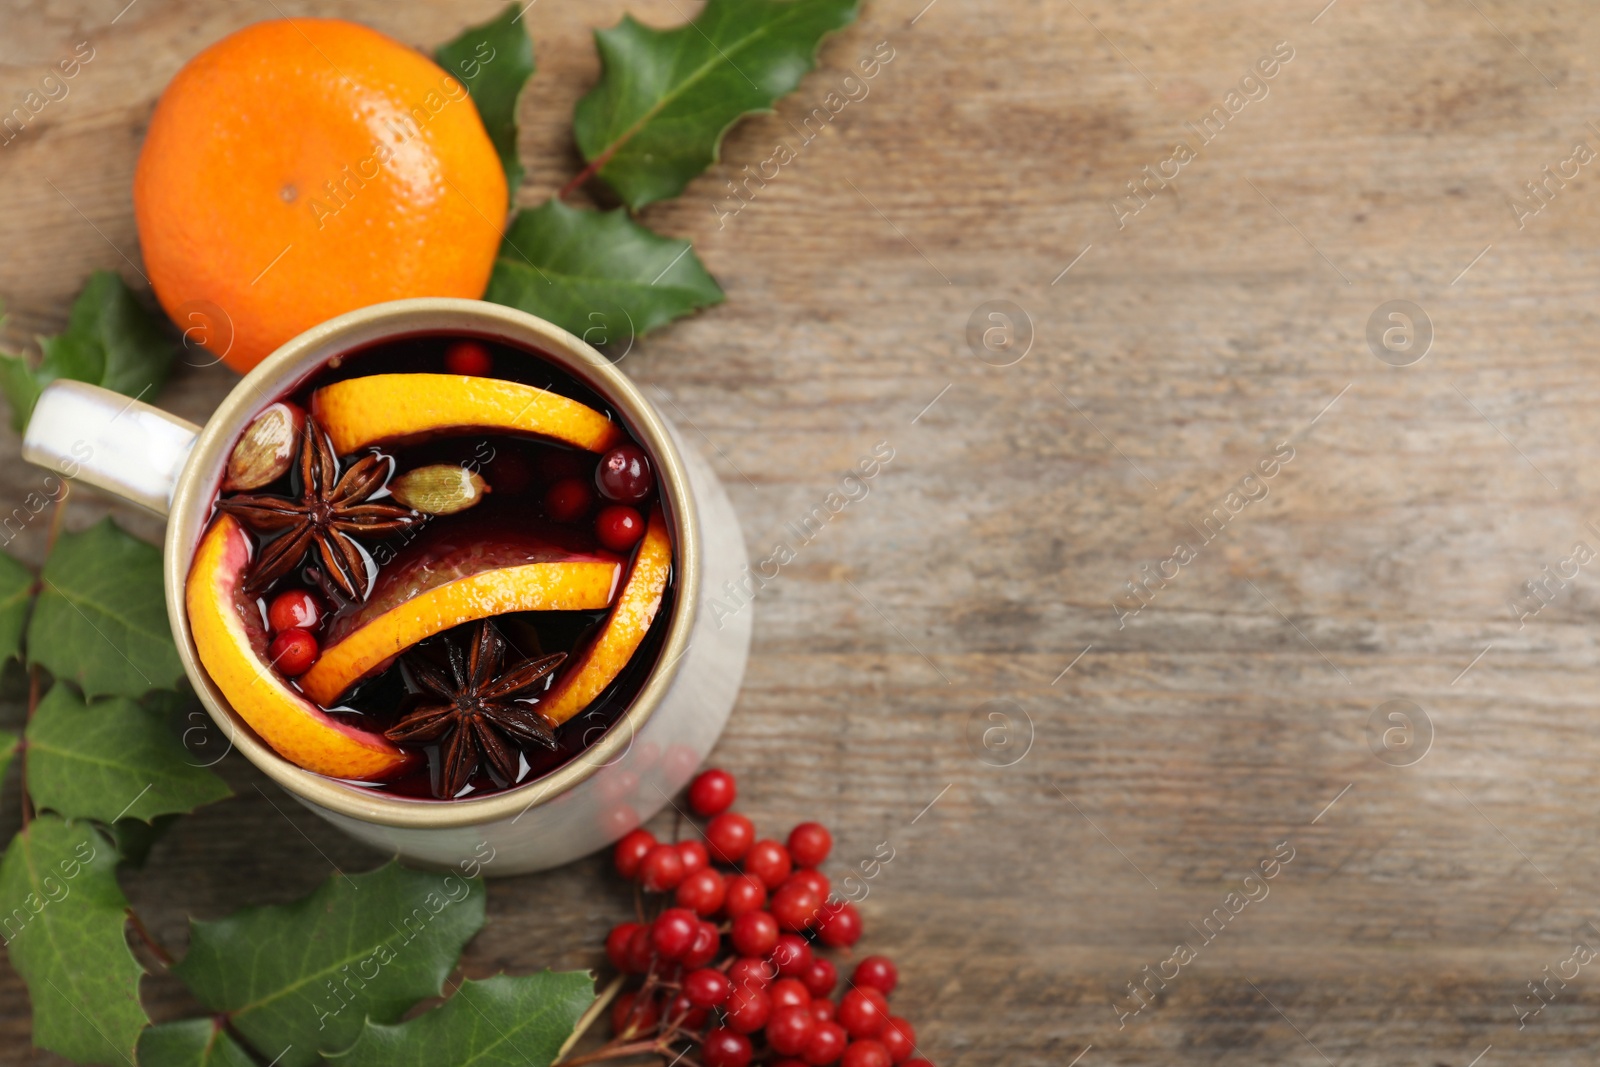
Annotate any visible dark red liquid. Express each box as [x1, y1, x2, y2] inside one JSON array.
[[212, 332, 675, 800]]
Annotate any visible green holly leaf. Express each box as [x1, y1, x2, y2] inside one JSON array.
[[0, 816, 147, 1066], [28, 518, 184, 700], [572, 0, 860, 209], [0, 270, 174, 433], [436, 3, 536, 192], [0, 729, 17, 786], [0, 550, 32, 665], [25, 684, 229, 824], [336, 972, 593, 1067], [485, 199, 723, 343], [137, 1018, 257, 1067], [172, 862, 486, 1067]]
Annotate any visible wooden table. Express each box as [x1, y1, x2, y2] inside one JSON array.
[[4, 0, 1599, 1063]]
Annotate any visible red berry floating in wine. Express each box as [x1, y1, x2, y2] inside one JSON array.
[[267, 588, 321, 632], [596, 443, 653, 503], [268, 628, 318, 676], [443, 339, 493, 376], [595, 504, 645, 551], [543, 477, 594, 523]]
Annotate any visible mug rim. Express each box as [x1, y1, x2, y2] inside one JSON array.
[[165, 298, 700, 829]]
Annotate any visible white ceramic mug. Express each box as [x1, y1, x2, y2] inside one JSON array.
[[21, 298, 751, 875]]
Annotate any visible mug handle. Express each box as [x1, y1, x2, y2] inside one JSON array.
[[21, 380, 201, 517]]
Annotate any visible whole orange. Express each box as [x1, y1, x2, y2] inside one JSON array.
[[134, 19, 508, 373]]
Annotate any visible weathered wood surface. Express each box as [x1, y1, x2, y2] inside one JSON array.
[[4, 0, 1600, 1063]]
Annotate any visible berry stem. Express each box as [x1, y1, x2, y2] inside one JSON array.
[[126, 907, 175, 967], [554, 972, 626, 1063]]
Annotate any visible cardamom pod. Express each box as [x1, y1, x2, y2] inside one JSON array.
[[223, 401, 305, 491], [388, 464, 490, 515]]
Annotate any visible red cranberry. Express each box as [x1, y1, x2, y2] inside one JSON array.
[[676, 839, 709, 875], [770, 977, 812, 1011], [725, 985, 772, 1034], [444, 339, 493, 376], [596, 443, 653, 503], [880, 1018, 917, 1063], [682, 920, 721, 968], [770, 881, 822, 932], [852, 956, 898, 995], [267, 588, 321, 632], [604, 921, 642, 972], [722, 873, 767, 918], [702, 1027, 753, 1067], [611, 990, 659, 1037], [786, 869, 831, 900], [841, 1040, 892, 1067], [544, 477, 594, 523], [675, 868, 726, 915], [816, 900, 863, 946], [745, 839, 793, 888], [801, 957, 838, 997], [809, 997, 837, 1022], [728, 956, 773, 991], [731, 909, 779, 957], [804, 1021, 850, 1066], [650, 907, 698, 960], [595, 505, 644, 551], [705, 812, 755, 864], [684, 967, 733, 1008], [838, 988, 889, 1040], [687, 767, 737, 816], [639, 843, 685, 892], [613, 828, 656, 879], [768, 1004, 817, 1056], [268, 628, 318, 676], [771, 933, 813, 976], [787, 822, 833, 868]]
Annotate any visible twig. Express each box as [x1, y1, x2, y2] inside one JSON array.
[[557, 973, 627, 1062], [126, 907, 174, 967]]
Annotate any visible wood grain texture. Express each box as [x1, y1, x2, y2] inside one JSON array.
[[3, 0, 1600, 1063]]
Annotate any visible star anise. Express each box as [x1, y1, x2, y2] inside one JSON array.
[[216, 413, 416, 599], [386, 620, 567, 799]]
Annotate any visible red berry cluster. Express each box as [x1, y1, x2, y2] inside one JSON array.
[[591, 769, 932, 1067]]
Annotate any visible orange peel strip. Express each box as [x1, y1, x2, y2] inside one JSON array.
[[298, 558, 622, 707], [538, 507, 672, 726], [312, 373, 626, 454], [186, 514, 415, 781]]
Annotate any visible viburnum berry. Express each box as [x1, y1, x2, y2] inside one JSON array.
[[722, 873, 767, 918], [728, 956, 773, 991], [675, 868, 726, 916], [687, 767, 737, 816], [684, 968, 733, 1009], [702, 1027, 754, 1067], [605, 922, 642, 972], [639, 843, 685, 892], [804, 1021, 850, 1066], [785, 868, 831, 901], [705, 812, 755, 864], [725, 985, 772, 1034], [770, 881, 822, 932], [852, 956, 898, 995], [839, 988, 890, 1040], [745, 838, 793, 888], [880, 1017, 917, 1063], [267, 588, 321, 632], [787, 821, 833, 868], [768, 1004, 817, 1057], [613, 829, 656, 879], [841, 1040, 892, 1067], [816, 900, 863, 946], [771, 933, 813, 976], [676, 839, 710, 875], [650, 908, 698, 960], [809, 998, 837, 1022], [801, 957, 838, 997], [611, 991, 660, 1037], [624, 926, 653, 973], [770, 977, 812, 1011], [682, 920, 721, 968], [731, 909, 780, 957]]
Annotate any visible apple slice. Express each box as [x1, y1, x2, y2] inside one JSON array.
[[297, 525, 622, 706], [186, 514, 414, 781], [312, 373, 625, 454], [538, 506, 672, 726]]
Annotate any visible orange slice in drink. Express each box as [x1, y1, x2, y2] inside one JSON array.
[[312, 374, 626, 454], [539, 507, 672, 726], [186, 514, 415, 781], [298, 526, 622, 706]]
